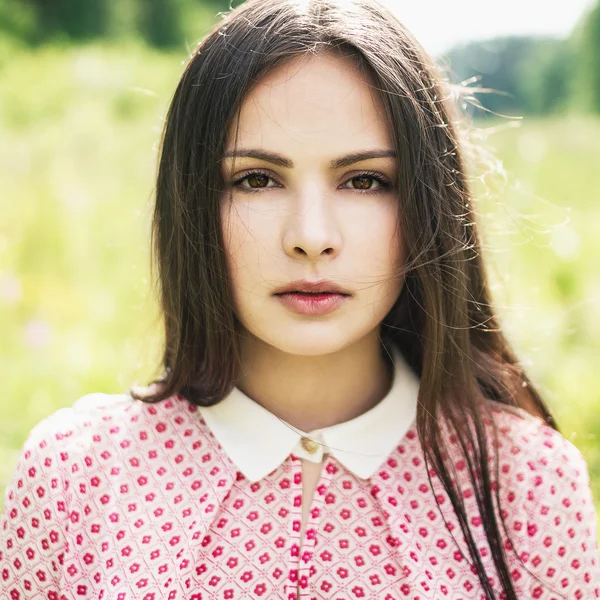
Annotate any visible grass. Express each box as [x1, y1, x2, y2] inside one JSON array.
[[1, 41, 599, 540]]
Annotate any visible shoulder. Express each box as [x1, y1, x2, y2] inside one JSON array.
[[484, 399, 593, 506], [11, 392, 213, 473], [443, 399, 587, 482], [486, 399, 590, 484], [485, 400, 600, 596], [0, 394, 217, 596], [3, 391, 227, 513], [441, 399, 592, 508], [18, 392, 140, 459]]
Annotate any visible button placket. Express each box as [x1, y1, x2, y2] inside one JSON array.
[[285, 453, 304, 599], [297, 457, 335, 599]]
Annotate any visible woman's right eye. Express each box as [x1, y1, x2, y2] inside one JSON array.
[[231, 170, 281, 193]]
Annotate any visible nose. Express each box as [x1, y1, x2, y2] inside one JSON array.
[[282, 187, 342, 262]]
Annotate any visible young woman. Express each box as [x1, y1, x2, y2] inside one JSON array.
[[1, 0, 599, 598]]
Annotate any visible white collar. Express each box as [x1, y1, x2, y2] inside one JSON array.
[[198, 343, 420, 483]]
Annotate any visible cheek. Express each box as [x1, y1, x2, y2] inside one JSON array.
[[349, 202, 403, 274], [220, 203, 247, 283], [220, 201, 275, 289]]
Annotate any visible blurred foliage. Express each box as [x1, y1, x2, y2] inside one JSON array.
[[443, 36, 577, 117], [575, 0, 600, 113], [0, 0, 233, 48], [444, 36, 558, 117], [0, 43, 599, 542], [27, 0, 112, 40], [137, 0, 186, 48], [441, 1, 600, 118]]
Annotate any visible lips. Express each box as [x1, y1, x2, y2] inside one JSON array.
[[273, 289, 350, 316], [272, 279, 350, 296], [276, 291, 347, 295]]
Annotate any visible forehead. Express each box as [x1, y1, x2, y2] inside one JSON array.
[[226, 53, 392, 157]]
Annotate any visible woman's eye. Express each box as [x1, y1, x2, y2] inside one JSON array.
[[341, 174, 389, 192], [232, 171, 280, 192]]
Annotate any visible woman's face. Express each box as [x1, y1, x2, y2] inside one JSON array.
[[220, 52, 405, 356]]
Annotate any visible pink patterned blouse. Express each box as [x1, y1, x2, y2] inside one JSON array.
[[2, 345, 600, 599]]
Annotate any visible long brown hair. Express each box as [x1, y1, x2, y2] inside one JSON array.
[[131, 0, 559, 597]]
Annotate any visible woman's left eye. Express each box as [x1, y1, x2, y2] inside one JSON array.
[[231, 170, 392, 194], [340, 172, 391, 193]]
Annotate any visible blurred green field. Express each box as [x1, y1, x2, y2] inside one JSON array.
[[1, 43, 599, 540]]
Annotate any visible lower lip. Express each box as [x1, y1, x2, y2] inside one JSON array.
[[274, 292, 350, 316]]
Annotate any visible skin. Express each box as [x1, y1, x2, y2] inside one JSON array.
[[220, 52, 406, 434]]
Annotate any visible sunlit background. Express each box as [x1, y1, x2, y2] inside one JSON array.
[[1, 0, 600, 539]]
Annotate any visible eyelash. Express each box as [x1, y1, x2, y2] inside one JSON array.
[[230, 169, 392, 195]]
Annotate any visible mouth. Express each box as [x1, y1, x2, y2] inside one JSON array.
[[271, 279, 351, 315], [272, 279, 351, 296], [274, 291, 350, 296], [273, 290, 351, 316]]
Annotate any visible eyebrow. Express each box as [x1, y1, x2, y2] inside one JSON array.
[[221, 148, 397, 169]]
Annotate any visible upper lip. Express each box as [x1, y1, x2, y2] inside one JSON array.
[[273, 279, 350, 295]]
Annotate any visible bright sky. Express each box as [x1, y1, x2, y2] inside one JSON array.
[[379, 0, 596, 56]]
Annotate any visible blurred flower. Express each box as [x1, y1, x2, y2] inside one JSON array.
[[518, 132, 547, 164], [552, 226, 581, 261], [24, 319, 52, 348], [0, 273, 22, 304]]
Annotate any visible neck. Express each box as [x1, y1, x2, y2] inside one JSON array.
[[234, 330, 394, 433]]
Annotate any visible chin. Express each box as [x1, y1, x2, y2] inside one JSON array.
[[256, 320, 370, 357]]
